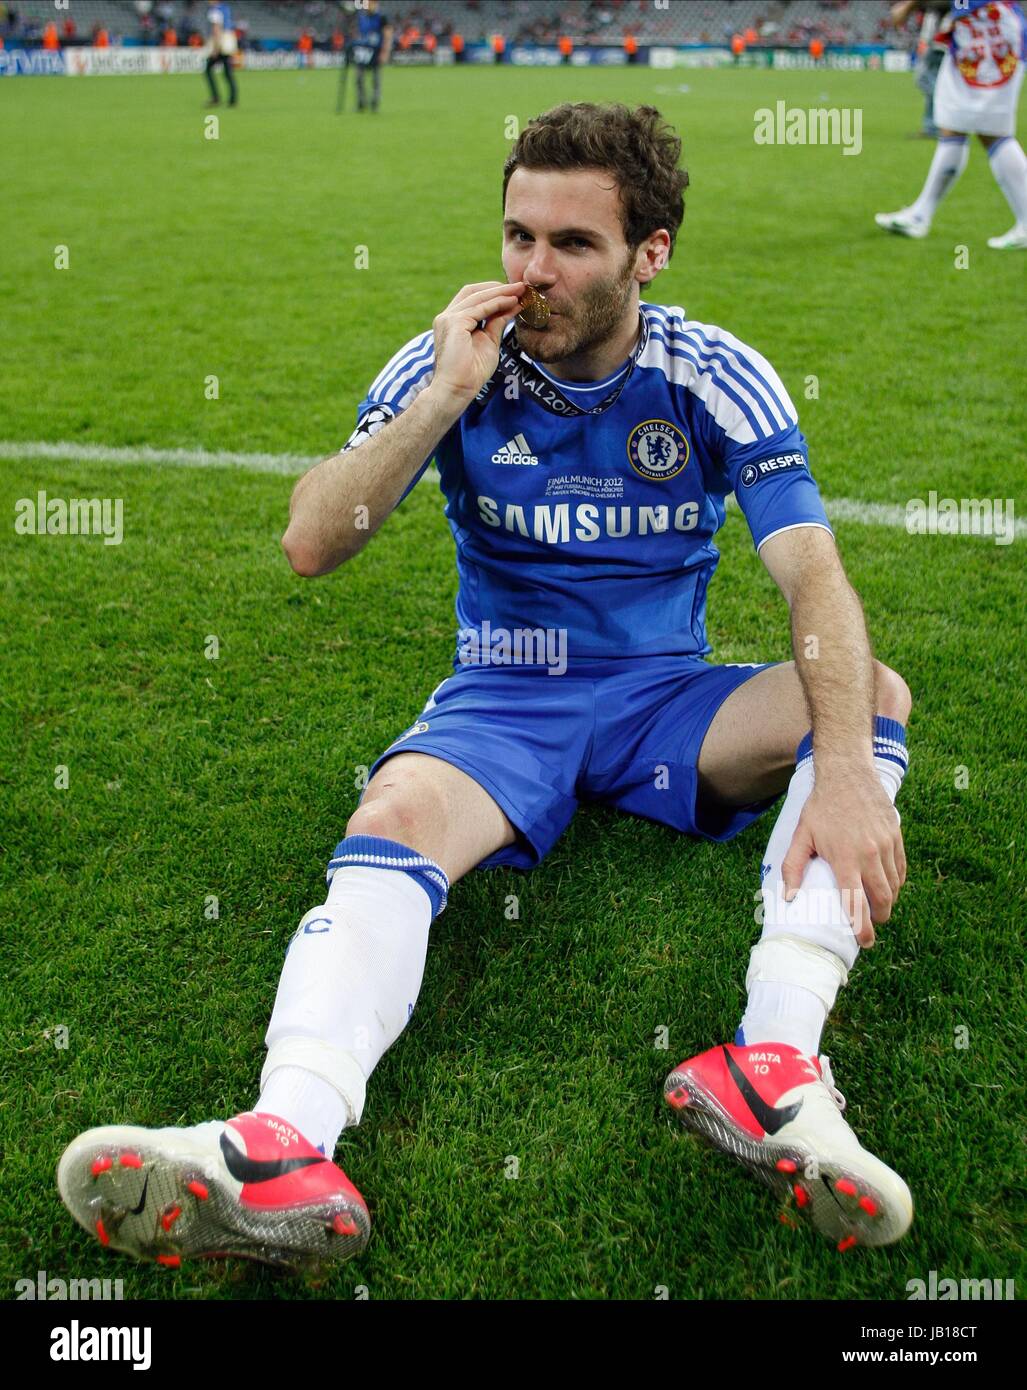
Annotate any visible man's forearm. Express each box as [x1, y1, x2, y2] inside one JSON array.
[[283, 385, 463, 576], [889, 0, 918, 27], [790, 563, 877, 776]]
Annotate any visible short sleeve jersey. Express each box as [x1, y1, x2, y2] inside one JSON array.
[[341, 302, 833, 665]]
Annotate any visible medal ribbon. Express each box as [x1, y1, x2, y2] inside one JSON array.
[[476, 310, 650, 418]]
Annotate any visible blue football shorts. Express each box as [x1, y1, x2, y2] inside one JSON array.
[[363, 655, 783, 871]]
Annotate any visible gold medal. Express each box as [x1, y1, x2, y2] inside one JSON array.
[[517, 285, 550, 330]]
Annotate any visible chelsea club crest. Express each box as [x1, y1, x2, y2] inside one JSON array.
[[627, 420, 690, 481]]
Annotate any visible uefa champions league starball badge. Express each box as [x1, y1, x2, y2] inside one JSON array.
[[627, 419, 690, 481], [517, 285, 550, 329]]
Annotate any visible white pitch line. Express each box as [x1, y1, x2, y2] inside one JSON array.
[[1, 439, 1021, 536], [818, 495, 1022, 538], [726, 492, 1025, 536], [0, 439, 314, 476]]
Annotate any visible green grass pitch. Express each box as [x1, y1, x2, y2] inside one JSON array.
[[1, 62, 1025, 1301]]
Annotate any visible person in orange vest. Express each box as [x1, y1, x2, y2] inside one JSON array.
[[298, 28, 313, 67], [744, 26, 758, 47], [163, 27, 178, 48], [809, 37, 825, 62], [188, 31, 203, 47], [492, 32, 505, 64], [624, 33, 638, 64], [94, 26, 110, 48], [558, 34, 572, 64], [451, 31, 464, 63], [331, 27, 344, 52], [425, 32, 436, 56], [730, 33, 745, 63], [42, 20, 59, 50]]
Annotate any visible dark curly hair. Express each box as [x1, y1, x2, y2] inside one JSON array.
[[502, 102, 689, 257]]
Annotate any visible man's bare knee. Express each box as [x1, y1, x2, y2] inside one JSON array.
[[873, 661, 912, 723], [343, 753, 517, 884], [346, 795, 428, 849]]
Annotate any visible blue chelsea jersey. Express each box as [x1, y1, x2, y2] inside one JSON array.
[[342, 303, 833, 665]]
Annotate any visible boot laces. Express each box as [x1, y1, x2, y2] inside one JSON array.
[[818, 1055, 847, 1112]]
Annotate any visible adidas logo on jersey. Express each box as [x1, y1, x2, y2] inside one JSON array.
[[492, 433, 539, 466]]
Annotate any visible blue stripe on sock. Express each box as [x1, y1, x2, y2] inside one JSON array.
[[326, 835, 450, 918], [873, 715, 907, 747], [873, 715, 908, 774], [796, 717, 907, 773], [734, 1025, 746, 1046]]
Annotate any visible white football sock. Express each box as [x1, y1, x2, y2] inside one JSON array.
[[256, 835, 448, 1156], [256, 1065, 350, 1154], [910, 137, 969, 223], [739, 718, 908, 1058], [742, 976, 831, 1059], [988, 137, 1027, 228]]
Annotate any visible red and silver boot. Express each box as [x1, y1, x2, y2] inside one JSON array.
[[57, 1111, 369, 1273], [664, 1042, 913, 1248]]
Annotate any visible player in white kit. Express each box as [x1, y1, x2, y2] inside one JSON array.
[[876, 0, 1027, 248]]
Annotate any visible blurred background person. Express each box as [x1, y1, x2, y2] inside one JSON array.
[[876, 0, 1027, 249], [353, 0, 392, 114], [891, 1, 949, 138], [205, 4, 239, 107]]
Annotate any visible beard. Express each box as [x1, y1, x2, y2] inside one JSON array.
[[519, 248, 638, 364]]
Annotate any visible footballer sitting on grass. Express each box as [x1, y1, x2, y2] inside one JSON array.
[[58, 102, 915, 1272]]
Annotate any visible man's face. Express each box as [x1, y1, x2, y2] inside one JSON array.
[[502, 168, 643, 364]]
